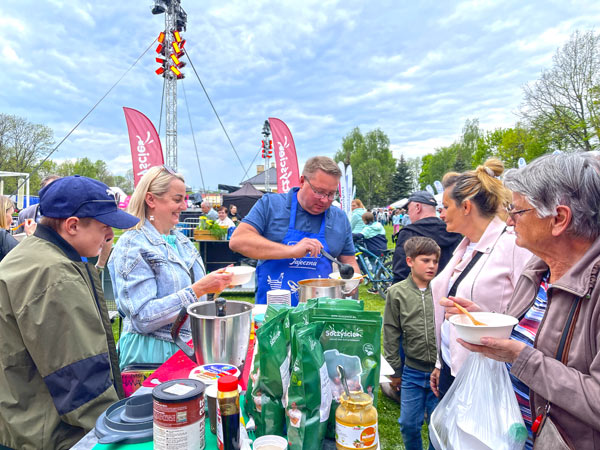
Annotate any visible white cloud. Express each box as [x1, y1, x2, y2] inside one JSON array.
[[339, 82, 414, 105], [2, 0, 600, 192]]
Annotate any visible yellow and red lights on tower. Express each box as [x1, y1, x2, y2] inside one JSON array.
[[154, 30, 186, 79], [261, 140, 273, 159]]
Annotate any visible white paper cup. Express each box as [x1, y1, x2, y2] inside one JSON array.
[[253, 434, 288, 449]]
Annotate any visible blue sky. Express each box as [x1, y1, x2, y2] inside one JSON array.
[[1, 0, 600, 191]]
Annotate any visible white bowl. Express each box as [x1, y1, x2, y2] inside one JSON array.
[[222, 265, 255, 286], [449, 312, 518, 345], [329, 271, 362, 293], [253, 435, 288, 450]]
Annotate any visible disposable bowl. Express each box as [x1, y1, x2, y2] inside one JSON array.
[[329, 271, 362, 293], [449, 312, 518, 345], [222, 265, 255, 286], [252, 435, 288, 450]]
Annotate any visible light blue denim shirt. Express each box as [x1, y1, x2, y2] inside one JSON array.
[[108, 220, 206, 342]]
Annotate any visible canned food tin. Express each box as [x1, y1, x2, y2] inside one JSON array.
[[153, 379, 206, 450]]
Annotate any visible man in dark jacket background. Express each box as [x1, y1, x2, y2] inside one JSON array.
[[392, 191, 461, 284]]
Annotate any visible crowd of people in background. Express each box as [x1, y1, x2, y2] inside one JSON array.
[[1, 152, 600, 450]]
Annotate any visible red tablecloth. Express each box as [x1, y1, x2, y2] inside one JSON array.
[[142, 335, 254, 391]]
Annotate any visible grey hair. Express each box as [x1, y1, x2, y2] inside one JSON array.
[[504, 153, 600, 240]]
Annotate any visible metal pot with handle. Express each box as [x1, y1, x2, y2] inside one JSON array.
[[170, 300, 254, 369], [298, 278, 344, 303]]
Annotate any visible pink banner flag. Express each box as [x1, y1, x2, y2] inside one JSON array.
[[123, 107, 164, 187], [268, 117, 300, 193]]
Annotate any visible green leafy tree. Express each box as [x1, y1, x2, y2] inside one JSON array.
[[454, 118, 481, 171], [418, 144, 459, 189], [522, 29, 600, 151], [390, 155, 413, 201], [0, 114, 54, 193], [334, 127, 364, 167], [335, 128, 395, 207]]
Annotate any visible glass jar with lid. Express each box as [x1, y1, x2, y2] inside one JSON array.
[[335, 391, 378, 450]]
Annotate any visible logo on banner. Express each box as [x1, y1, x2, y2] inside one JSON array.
[[277, 136, 294, 192], [135, 131, 155, 179]]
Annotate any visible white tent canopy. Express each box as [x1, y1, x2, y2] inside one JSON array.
[[389, 198, 408, 209]]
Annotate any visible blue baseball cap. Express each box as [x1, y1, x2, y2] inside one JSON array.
[[39, 175, 139, 229]]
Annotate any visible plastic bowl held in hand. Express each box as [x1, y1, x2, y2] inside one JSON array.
[[222, 266, 255, 286], [449, 312, 518, 345], [329, 271, 362, 294]]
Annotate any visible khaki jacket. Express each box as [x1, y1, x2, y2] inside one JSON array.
[[508, 236, 600, 449], [0, 225, 122, 450], [384, 274, 437, 376]]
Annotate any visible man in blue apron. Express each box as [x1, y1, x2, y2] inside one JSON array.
[[230, 156, 359, 306]]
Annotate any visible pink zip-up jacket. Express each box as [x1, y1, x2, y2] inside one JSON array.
[[431, 216, 533, 375]]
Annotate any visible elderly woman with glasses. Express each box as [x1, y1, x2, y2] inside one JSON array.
[[447, 153, 600, 449], [429, 159, 533, 401], [108, 166, 233, 369]]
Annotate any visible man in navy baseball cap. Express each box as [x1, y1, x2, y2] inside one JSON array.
[[39, 175, 139, 229], [0, 175, 139, 449]]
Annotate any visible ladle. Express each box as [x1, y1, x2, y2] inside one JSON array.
[[453, 301, 487, 326], [321, 249, 354, 279], [336, 365, 351, 399]]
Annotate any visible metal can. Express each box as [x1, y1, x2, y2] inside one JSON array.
[[153, 378, 206, 450], [335, 391, 378, 450]]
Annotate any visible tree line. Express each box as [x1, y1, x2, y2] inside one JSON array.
[[0, 113, 133, 196], [336, 29, 600, 208]]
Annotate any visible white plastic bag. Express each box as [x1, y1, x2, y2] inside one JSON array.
[[430, 353, 527, 450]]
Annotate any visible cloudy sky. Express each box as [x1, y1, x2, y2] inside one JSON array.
[[1, 0, 600, 191]]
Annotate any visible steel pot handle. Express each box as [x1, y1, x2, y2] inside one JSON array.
[[170, 307, 196, 362]]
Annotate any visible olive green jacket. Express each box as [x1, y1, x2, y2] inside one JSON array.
[[0, 225, 122, 450], [383, 274, 437, 376]]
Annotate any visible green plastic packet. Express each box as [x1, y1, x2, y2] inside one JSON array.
[[265, 304, 291, 322], [307, 297, 364, 310], [245, 343, 260, 421], [310, 309, 382, 439], [254, 307, 290, 437], [286, 322, 331, 450]]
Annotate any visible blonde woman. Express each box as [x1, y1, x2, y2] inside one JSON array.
[[108, 166, 233, 369], [0, 196, 18, 262], [430, 159, 533, 399]]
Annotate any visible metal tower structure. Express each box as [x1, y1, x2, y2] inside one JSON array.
[[164, 7, 178, 170], [152, 0, 188, 171]]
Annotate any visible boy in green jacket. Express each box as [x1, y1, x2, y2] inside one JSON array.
[[383, 236, 440, 450]]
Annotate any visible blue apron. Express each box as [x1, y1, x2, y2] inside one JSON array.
[[255, 192, 333, 306]]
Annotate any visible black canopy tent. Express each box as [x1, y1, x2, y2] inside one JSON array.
[[222, 183, 264, 218]]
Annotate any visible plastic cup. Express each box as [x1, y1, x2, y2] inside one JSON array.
[[252, 434, 288, 449]]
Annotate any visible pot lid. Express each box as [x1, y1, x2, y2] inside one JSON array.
[[94, 394, 153, 444]]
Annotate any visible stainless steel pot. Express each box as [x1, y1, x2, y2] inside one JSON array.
[[171, 300, 254, 369], [298, 278, 344, 303]]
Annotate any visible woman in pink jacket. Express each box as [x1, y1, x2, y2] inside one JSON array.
[[429, 158, 533, 399]]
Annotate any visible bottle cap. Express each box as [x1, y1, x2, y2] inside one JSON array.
[[217, 375, 239, 392]]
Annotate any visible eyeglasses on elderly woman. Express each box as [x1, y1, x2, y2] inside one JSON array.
[[506, 204, 534, 221]]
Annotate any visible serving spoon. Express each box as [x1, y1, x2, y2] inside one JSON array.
[[337, 365, 351, 399], [321, 249, 355, 279], [453, 301, 487, 326]]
